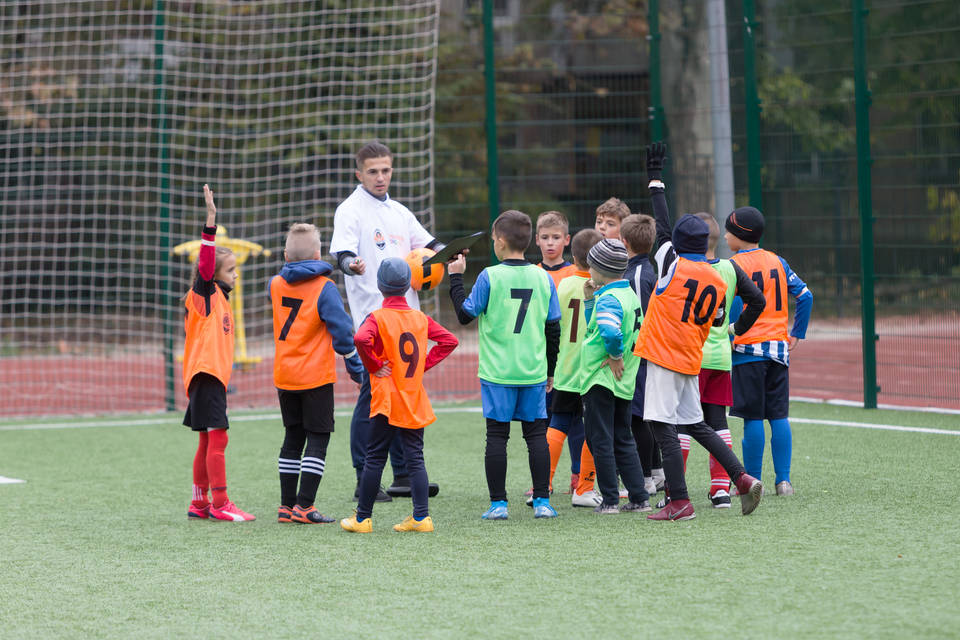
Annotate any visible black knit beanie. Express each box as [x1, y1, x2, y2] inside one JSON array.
[[725, 206, 765, 243]]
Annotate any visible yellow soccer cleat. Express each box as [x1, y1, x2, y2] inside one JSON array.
[[340, 513, 372, 533], [393, 515, 434, 532]]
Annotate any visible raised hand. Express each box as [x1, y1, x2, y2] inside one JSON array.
[[645, 142, 667, 181], [203, 184, 217, 227]]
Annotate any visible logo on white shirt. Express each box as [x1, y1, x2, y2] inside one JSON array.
[[374, 229, 386, 250]]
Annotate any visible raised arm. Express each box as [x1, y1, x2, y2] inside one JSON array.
[[645, 143, 673, 250], [198, 184, 218, 283]]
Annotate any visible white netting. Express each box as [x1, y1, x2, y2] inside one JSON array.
[[0, 0, 440, 416]]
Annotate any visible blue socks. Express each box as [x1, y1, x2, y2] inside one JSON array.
[[742, 419, 765, 478], [741, 418, 792, 484], [769, 418, 792, 484]]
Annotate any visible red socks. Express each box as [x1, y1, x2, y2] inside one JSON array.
[[206, 428, 229, 508], [709, 428, 733, 496], [192, 432, 210, 508]]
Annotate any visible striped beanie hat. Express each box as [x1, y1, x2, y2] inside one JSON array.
[[587, 238, 629, 277]]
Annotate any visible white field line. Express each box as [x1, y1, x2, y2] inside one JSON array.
[[1, 405, 957, 437], [0, 406, 483, 432], [0, 476, 26, 484]]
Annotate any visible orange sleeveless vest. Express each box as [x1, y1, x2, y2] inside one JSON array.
[[270, 275, 338, 390], [183, 284, 234, 393], [634, 257, 727, 375], [368, 307, 435, 429], [540, 263, 576, 290], [730, 249, 789, 345]]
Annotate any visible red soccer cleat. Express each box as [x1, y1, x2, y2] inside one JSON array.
[[735, 474, 763, 515], [646, 498, 695, 521], [209, 501, 256, 522], [188, 503, 210, 519], [277, 506, 293, 523]]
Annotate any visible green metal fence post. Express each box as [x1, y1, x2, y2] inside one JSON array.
[[482, 0, 500, 264], [154, 0, 175, 411], [852, 0, 878, 408], [647, 0, 664, 142], [742, 0, 763, 211]]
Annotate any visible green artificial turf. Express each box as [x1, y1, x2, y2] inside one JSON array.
[[1, 402, 959, 639]]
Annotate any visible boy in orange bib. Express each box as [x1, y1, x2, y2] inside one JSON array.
[[634, 143, 763, 521], [270, 223, 364, 525], [341, 258, 458, 533]]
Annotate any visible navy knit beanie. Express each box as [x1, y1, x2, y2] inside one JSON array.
[[725, 206, 765, 243], [377, 257, 411, 297], [672, 214, 709, 255]]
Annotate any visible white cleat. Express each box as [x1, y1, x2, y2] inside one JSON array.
[[572, 490, 603, 508]]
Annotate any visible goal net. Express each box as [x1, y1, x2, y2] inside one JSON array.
[[0, 0, 440, 417]]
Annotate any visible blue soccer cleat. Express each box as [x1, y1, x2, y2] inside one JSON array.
[[532, 497, 558, 518], [481, 500, 509, 520]]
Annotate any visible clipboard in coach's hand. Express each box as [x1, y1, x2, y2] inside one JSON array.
[[423, 232, 485, 266]]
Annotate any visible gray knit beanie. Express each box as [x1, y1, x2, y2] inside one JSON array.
[[587, 238, 629, 278], [377, 257, 411, 297]]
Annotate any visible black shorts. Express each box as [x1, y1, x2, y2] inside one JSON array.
[[277, 383, 335, 433], [731, 359, 789, 421], [551, 389, 583, 416], [183, 372, 229, 431]]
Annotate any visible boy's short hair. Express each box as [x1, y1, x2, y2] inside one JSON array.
[[355, 141, 392, 170], [595, 197, 630, 221], [536, 210, 569, 234], [620, 214, 656, 255], [570, 228, 603, 268], [285, 223, 322, 261], [693, 212, 721, 252], [492, 209, 532, 252]]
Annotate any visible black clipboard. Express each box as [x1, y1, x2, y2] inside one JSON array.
[[423, 232, 485, 266]]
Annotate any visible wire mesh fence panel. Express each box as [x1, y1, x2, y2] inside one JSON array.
[[2, 0, 957, 417], [864, 1, 960, 408], [0, 1, 441, 417]]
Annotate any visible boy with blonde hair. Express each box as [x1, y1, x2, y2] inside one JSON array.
[[595, 197, 631, 240], [536, 211, 576, 287], [270, 223, 364, 524]]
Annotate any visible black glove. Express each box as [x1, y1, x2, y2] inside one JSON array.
[[646, 142, 667, 181]]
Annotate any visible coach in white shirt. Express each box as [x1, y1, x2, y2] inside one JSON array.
[[330, 141, 443, 500]]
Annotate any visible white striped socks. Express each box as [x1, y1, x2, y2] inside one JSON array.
[[301, 457, 325, 477], [278, 457, 301, 476]]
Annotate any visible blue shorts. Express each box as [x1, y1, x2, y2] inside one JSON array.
[[731, 359, 789, 421], [481, 381, 547, 422]]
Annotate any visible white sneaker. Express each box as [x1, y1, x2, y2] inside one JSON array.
[[619, 485, 628, 499], [652, 468, 666, 491], [572, 490, 602, 508], [644, 477, 658, 496]]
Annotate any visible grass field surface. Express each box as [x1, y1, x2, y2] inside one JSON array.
[[2, 402, 959, 639]]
